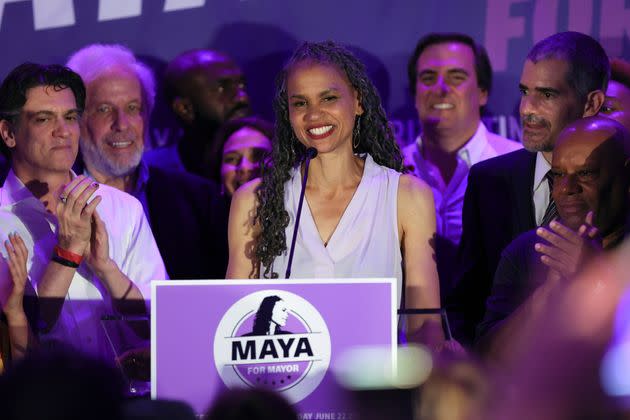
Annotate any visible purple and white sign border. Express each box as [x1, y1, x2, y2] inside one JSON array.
[[150, 278, 397, 408]]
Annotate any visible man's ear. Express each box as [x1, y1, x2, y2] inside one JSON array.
[[582, 90, 605, 117], [171, 97, 195, 124], [0, 120, 16, 149], [479, 88, 489, 107]]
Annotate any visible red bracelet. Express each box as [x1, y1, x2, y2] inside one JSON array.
[[54, 245, 83, 265]]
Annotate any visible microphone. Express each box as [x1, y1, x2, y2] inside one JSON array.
[[285, 147, 318, 278], [305, 147, 318, 159]]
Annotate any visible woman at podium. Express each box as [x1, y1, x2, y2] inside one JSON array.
[[227, 41, 442, 344]]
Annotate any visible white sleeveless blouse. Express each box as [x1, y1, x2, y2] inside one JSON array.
[[269, 154, 403, 307]]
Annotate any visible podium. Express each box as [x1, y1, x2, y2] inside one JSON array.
[[151, 278, 398, 417]]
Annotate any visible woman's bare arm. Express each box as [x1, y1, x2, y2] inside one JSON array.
[[226, 179, 261, 279], [398, 174, 444, 345]]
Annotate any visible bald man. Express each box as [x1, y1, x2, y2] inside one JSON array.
[[477, 116, 630, 358], [145, 49, 250, 181]]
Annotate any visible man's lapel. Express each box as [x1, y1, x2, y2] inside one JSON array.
[[510, 149, 538, 232]]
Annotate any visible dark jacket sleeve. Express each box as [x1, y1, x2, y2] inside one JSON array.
[[147, 167, 229, 280], [475, 231, 534, 341], [0, 154, 8, 186], [445, 163, 488, 345]]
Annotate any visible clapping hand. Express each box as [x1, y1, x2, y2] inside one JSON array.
[[2, 232, 28, 320], [56, 176, 102, 256], [84, 209, 115, 278], [535, 211, 602, 279], [56, 176, 116, 277]]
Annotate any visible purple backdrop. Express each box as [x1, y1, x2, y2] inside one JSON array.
[[0, 0, 628, 147]]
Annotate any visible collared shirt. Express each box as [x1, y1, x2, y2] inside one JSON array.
[[402, 122, 522, 245], [532, 152, 552, 226], [0, 170, 167, 360], [83, 159, 151, 225]]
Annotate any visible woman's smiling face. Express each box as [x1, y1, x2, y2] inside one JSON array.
[[286, 61, 363, 156], [220, 126, 271, 196]]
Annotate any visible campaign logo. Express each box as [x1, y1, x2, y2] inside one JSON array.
[[214, 290, 331, 403]]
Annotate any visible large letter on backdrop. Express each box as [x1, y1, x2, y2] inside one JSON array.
[[97, 0, 141, 22], [164, 0, 206, 12], [531, 0, 593, 42], [484, 0, 526, 72], [568, 0, 593, 34], [532, 0, 558, 42], [600, 0, 630, 57], [0, 0, 74, 30]]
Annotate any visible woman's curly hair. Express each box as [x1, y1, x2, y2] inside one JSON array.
[[255, 40, 404, 278]]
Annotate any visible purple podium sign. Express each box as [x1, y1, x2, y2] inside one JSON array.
[[151, 279, 396, 416]]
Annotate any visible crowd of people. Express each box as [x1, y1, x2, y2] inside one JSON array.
[[0, 29, 629, 419]]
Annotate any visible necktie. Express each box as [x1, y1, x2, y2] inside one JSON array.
[[540, 170, 558, 226]]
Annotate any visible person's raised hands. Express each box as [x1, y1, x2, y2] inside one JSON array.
[[56, 176, 101, 255], [2, 232, 28, 319], [535, 211, 601, 279], [84, 209, 115, 278]]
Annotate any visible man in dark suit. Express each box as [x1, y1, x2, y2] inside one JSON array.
[[0, 153, 8, 184], [66, 44, 228, 280], [477, 116, 630, 360], [447, 32, 609, 345]]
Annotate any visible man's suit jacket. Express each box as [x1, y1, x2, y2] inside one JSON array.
[[146, 166, 229, 280], [446, 148, 538, 345], [0, 154, 8, 186]]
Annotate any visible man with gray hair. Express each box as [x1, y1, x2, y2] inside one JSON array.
[[67, 45, 154, 192], [67, 44, 228, 280], [0, 62, 166, 360], [448, 32, 609, 345]]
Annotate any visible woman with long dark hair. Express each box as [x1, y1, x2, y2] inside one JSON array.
[[207, 116, 273, 197], [227, 41, 442, 343], [244, 296, 290, 336]]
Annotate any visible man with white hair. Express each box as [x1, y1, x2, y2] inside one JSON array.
[[0, 63, 166, 360], [67, 44, 229, 280]]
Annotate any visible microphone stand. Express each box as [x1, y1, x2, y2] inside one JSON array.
[[285, 147, 317, 279]]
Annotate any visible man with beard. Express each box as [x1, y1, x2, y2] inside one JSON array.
[[447, 32, 609, 346], [145, 49, 250, 182], [0, 63, 166, 359], [67, 44, 228, 280], [477, 116, 630, 361]]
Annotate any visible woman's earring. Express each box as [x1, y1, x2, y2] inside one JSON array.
[[353, 115, 361, 150]]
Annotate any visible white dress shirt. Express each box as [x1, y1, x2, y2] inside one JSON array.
[[0, 170, 167, 360], [402, 122, 523, 245], [532, 152, 552, 226]]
